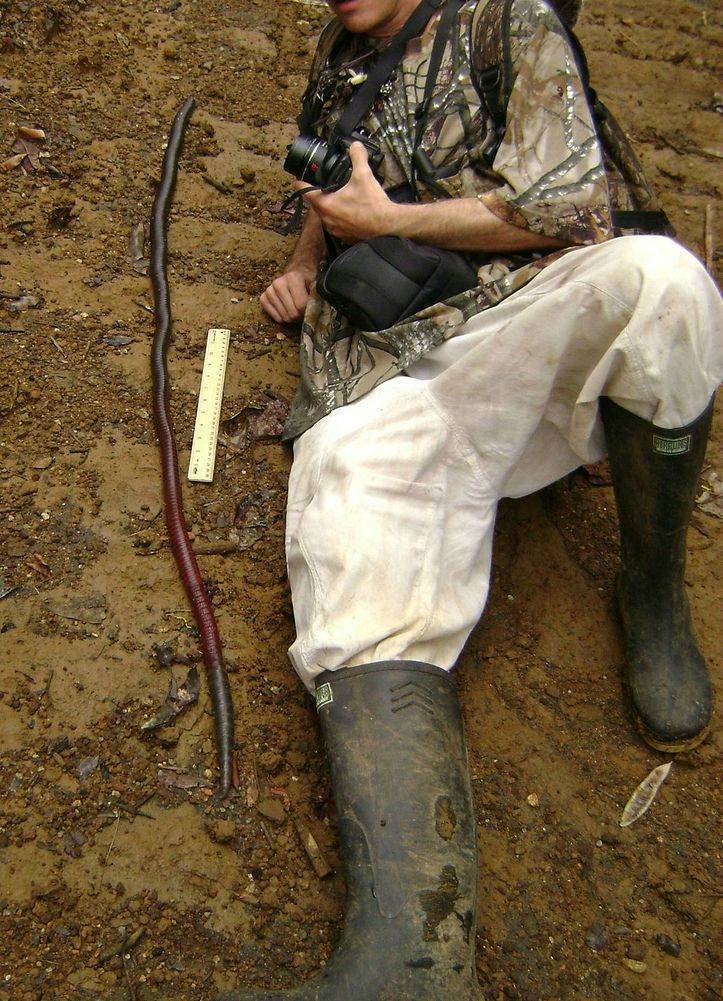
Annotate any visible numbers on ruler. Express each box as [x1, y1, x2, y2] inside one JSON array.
[[188, 328, 230, 483]]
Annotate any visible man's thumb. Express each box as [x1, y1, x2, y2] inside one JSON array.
[[349, 141, 370, 172]]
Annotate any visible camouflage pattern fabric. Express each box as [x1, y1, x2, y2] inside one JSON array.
[[283, 0, 613, 440]]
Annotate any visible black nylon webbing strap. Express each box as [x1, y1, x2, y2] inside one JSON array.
[[333, 0, 443, 140], [411, 0, 466, 193], [612, 210, 672, 234], [414, 0, 465, 147]]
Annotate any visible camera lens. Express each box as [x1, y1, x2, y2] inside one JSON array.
[[284, 136, 330, 184]]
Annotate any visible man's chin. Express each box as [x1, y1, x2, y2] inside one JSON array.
[[329, 0, 373, 31]]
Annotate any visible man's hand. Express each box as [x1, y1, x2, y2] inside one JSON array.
[[260, 206, 326, 324], [301, 142, 396, 244], [260, 265, 316, 324]]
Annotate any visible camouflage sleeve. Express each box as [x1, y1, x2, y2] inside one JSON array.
[[477, 1, 613, 245]]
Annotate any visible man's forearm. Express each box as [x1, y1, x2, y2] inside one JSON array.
[[286, 208, 327, 274], [386, 196, 569, 253], [303, 144, 574, 253]]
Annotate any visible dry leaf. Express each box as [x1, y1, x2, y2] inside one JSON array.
[[696, 467, 722, 519], [158, 769, 208, 790], [247, 398, 289, 440], [17, 126, 46, 141], [26, 554, 52, 578], [1, 153, 25, 171], [620, 762, 672, 827], [141, 666, 200, 731]]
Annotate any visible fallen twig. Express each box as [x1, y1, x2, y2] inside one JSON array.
[[49, 334, 66, 357], [98, 927, 145, 964], [104, 811, 121, 864], [201, 172, 233, 195], [704, 203, 715, 273]]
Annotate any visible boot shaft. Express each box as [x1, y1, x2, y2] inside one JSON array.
[[600, 397, 714, 579], [314, 661, 479, 996]]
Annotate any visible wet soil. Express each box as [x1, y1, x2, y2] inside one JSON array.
[[0, 0, 721, 999]]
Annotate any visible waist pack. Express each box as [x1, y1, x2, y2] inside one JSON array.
[[316, 235, 478, 332]]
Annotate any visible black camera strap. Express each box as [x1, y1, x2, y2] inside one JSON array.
[[281, 0, 445, 214], [331, 0, 444, 143]]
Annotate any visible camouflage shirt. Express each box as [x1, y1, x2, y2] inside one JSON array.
[[283, 0, 614, 440]]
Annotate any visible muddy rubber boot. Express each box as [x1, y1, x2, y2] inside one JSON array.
[[600, 396, 715, 752], [217, 661, 480, 1001]]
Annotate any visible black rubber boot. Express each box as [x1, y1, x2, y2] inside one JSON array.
[[600, 396, 715, 752], [217, 661, 480, 1000]]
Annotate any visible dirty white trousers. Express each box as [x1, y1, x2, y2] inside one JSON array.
[[285, 236, 723, 692]]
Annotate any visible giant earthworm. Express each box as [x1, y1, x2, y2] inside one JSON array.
[[149, 97, 235, 795]]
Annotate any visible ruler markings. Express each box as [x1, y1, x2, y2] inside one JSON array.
[[188, 328, 230, 483]]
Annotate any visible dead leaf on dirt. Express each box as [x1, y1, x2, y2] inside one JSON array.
[[47, 202, 76, 230], [102, 333, 134, 347], [32, 455, 54, 470], [581, 459, 613, 487], [10, 133, 43, 172], [62, 829, 86, 858], [48, 593, 107, 624], [123, 222, 149, 274], [98, 926, 145, 964], [141, 666, 200, 731], [247, 397, 289, 440], [233, 491, 270, 527], [125, 222, 145, 262], [26, 554, 52, 578], [620, 761, 672, 828], [257, 795, 286, 824], [5, 294, 42, 313], [157, 768, 208, 790], [152, 642, 191, 669], [17, 126, 46, 142], [695, 467, 722, 519], [76, 755, 100, 781], [1, 153, 26, 171]]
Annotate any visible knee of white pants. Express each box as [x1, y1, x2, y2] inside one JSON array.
[[584, 237, 722, 426], [599, 235, 715, 310]]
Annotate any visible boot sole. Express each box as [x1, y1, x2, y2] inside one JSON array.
[[633, 710, 711, 754]]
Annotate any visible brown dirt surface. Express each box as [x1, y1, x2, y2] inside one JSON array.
[[0, 0, 721, 999]]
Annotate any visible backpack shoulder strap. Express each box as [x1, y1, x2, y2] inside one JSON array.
[[470, 0, 513, 162]]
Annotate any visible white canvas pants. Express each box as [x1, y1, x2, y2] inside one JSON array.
[[285, 237, 723, 692]]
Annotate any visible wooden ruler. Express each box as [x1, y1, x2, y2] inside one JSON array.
[[188, 328, 230, 483]]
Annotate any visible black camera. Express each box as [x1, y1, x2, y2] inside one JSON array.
[[284, 128, 384, 189]]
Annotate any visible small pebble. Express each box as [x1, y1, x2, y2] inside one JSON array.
[[586, 922, 609, 951], [655, 933, 681, 957], [622, 958, 647, 974]]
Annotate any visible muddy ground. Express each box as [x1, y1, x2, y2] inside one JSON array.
[[0, 0, 721, 998]]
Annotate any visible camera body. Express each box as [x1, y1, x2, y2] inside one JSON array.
[[284, 128, 384, 189]]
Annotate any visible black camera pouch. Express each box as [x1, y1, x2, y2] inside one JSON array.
[[316, 235, 478, 332]]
